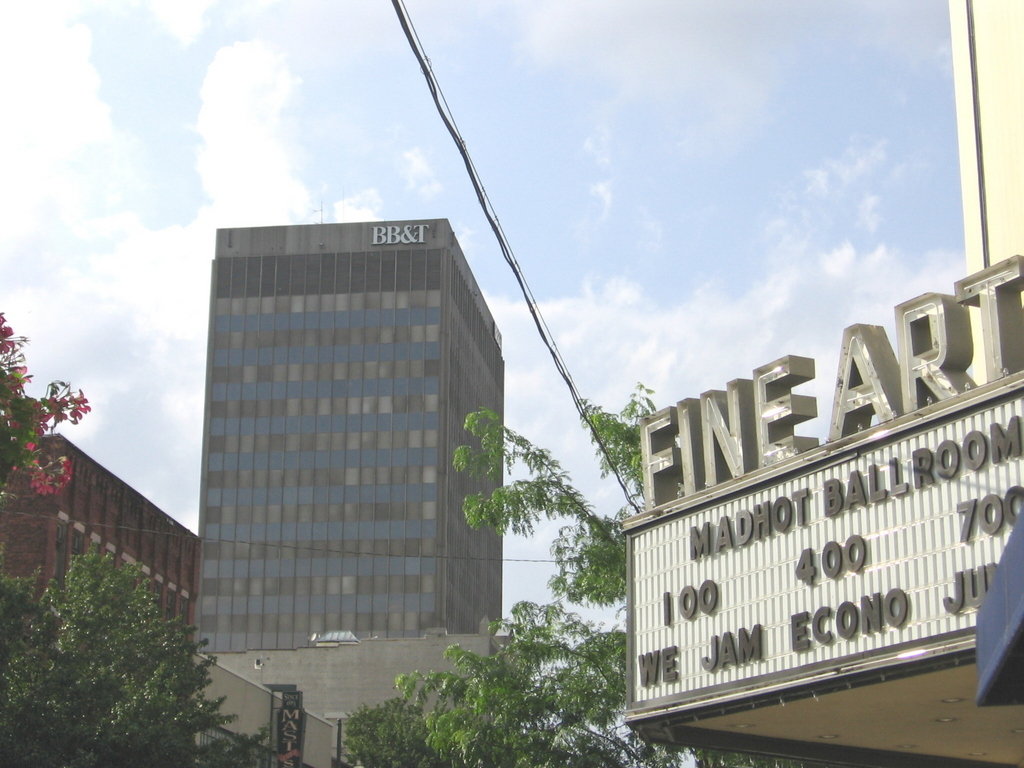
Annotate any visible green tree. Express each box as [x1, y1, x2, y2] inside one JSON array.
[[345, 697, 449, 768], [398, 388, 809, 768], [0, 551, 264, 768], [396, 389, 676, 768]]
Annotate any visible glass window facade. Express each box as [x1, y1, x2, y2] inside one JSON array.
[[198, 220, 503, 651]]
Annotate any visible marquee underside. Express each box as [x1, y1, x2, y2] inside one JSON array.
[[633, 657, 1024, 767]]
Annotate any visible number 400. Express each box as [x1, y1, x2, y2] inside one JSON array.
[[795, 535, 868, 586]]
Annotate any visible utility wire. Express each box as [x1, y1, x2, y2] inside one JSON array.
[[391, 0, 642, 515]]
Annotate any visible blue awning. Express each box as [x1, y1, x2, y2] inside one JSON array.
[[976, 512, 1024, 705]]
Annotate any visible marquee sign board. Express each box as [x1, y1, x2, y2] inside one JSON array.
[[628, 382, 1021, 706], [625, 259, 1024, 762]]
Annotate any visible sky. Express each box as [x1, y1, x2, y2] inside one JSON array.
[[3, 1, 970, 623]]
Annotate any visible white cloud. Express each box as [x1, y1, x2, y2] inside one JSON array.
[[491, 242, 962, 489], [804, 168, 830, 197], [804, 139, 887, 197], [148, 0, 219, 45], [635, 207, 664, 254], [768, 137, 895, 255], [486, 118, 963, 610], [5, 29, 319, 527], [486, 236, 962, 618], [513, 2, 776, 102], [333, 190, 383, 222], [506, 1, 950, 153], [511, 1, 950, 96], [400, 147, 443, 200], [819, 241, 858, 279], [483, 239, 962, 618], [589, 181, 613, 220], [583, 126, 612, 168], [0, 6, 112, 252], [858, 194, 882, 233], [196, 40, 309, 224]]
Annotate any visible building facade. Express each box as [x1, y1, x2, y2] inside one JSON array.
[[198, 219, 503, 651], [213, 625, 499, 761], [0, 434, 200, 622], [205, 661, 336, 768]]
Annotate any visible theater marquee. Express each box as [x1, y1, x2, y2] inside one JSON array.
[[626, 258, 1024, 764]]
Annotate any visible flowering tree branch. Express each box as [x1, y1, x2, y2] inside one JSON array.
[[0, 313, 90, 495]]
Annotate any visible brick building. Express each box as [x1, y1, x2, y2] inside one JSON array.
[[0, 434, 200, 622]]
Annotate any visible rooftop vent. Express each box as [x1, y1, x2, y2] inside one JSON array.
[[310, 630, 359, 646]]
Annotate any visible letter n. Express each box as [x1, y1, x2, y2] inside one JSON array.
[[701, 379, 755, 486]]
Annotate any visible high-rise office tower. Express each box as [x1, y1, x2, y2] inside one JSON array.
[[198, 219, 503, 651]]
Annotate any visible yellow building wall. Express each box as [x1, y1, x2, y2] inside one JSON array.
[[949, 0, 1024, 274]]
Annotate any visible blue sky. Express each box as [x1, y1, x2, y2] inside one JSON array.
[[3, 1, 970, 618]]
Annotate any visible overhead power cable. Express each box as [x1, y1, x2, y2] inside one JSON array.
[[390, 0, 643, 515]]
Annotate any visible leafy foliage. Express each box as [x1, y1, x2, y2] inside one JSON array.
[[0, 312, 89, 495], [453, 386, 654, 608], [401, 387, 685, 768], [398, 386, 814, 768], [345, 697, 449, 768], [0, 551, 263, 768], [401, 601, 679, 768]]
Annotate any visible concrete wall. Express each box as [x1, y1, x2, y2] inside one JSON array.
[[212, 629, 496, 749], [207, 660, 335, 768]]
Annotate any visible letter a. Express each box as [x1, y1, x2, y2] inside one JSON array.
[[829, 324, 903, 440]]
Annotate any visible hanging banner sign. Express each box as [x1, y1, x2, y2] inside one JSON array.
[[276, 691, 305, 767]]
